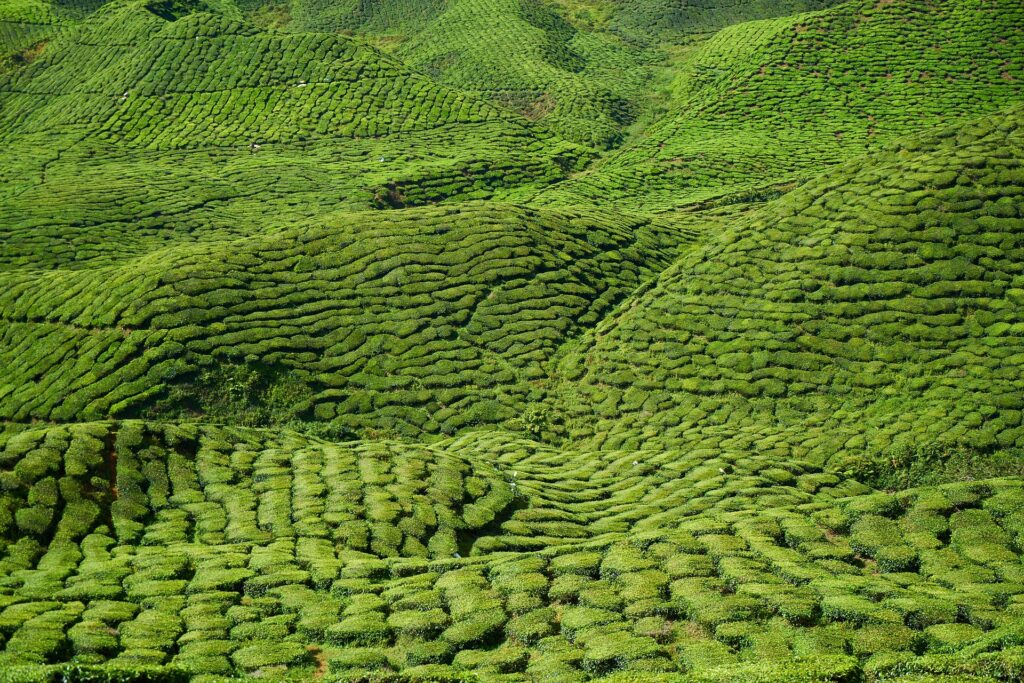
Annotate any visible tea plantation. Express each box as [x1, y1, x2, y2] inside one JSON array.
[[2, 421, 1024, 682], [1, 0, 1024, 681], [539, 0, 1024, 211], [549, 106, 1024, 462]]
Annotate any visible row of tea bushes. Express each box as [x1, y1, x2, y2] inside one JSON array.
[[0, 422, 1022, 679]]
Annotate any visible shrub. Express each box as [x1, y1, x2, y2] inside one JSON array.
[[549, 574, 592, 603], [923, 623, 985, 650], [580, 633, 662, 674], [849, 623, 921, 656], [325, 613, 392, 646], [439, 610, 506, 648], [327, 648, 389, 672], [452, 644, 529, 673], [551, 552, 603, 577], [402, 640, 454, 666], [664, 554, 715, 578], [81, 602, 139, 625], [559, 607, 620, 640], [821, 596, 902, 626], [187, 568, 253, 594], [15, 507, 54, 537], [0, 664, 188, 683], [388, 609, 448, 638], [118, 611, 182, 652], [506, 608, 557, 644], [230, 642, 311, 671], [849, 515, 918, 572], [67, 620, 119, 656]]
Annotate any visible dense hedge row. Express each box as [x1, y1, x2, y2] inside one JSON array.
[[551, 107, 1024, 467], [0, 422, 1022, 680], [0, 663, 187, 682]]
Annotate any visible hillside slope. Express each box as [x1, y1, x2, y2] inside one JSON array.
[[548, 107, 1024, 467], [0, 0, 586, 270], [391, 0, 646, 148], [0, 202, 682, 438], [0, 0, 101, 65], [539, 0, 1024, 211], [1, 0, 1024, 681], [606, 0, 843, 42], [265, 0, 851, 148]]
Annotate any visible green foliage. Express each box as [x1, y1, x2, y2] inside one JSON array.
[[0, 664, 187, 683], [230, 642, 311, 670], [544, 0, 1024, 211], [1, 0, 1024, 681], [835, 443, 1024, 490], [550, 105, 1024, 471], [0, 200, 676, 439]]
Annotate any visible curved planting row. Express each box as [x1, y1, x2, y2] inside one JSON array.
[[0, 422, 1022, 681]]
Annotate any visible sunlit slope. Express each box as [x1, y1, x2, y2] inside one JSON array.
[[0, 1, 509, 148], [2, 1, 1024, 681], [285, 0, 446, 35], [0, 0, 102, 63], [0, 203, 681, 438], [252, 0, 851, 148], [389, 0, 648, 149], [539, 0, 1024, 211], [606, 0, 842, 42], [0, 421, 1023, 680], [0, 0, 587, 268], [0, 0, 57, 59], [281, 0, 651, 149], [548, 107, 1024, 464]]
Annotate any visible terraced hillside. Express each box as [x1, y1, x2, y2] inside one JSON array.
[[606, 0, 843, 41], [271, 0, 654, 148], [0, 202, 681, 437], [0, 0, 102, 66], [539, 0, 1024, 211], [0, 0, 586, 269], [549, 106, 1024, 462], [2, 0, 1024, 681], [253, 0, 851, 148]]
